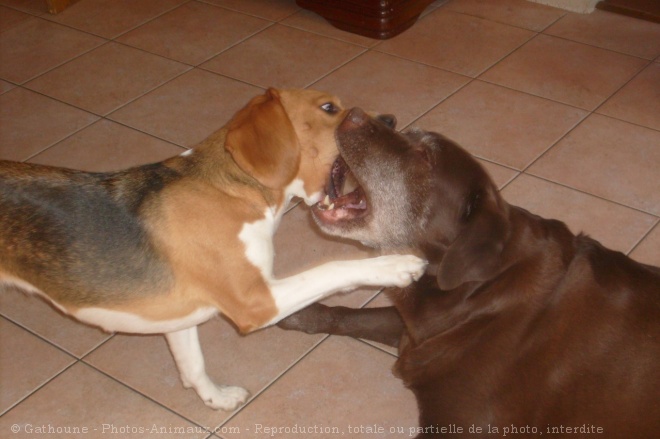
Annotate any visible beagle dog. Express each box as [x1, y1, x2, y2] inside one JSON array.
[[0, 89, 426, 410]]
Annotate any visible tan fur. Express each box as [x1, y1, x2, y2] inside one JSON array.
[[0, 88, 347, 333]]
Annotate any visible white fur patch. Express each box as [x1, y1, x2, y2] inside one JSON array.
[[285, 178, 321, 206], [74, 306, 217, 334], [238, 208, 277, 281]]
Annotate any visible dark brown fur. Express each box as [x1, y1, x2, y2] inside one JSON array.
[[279, 109, 660, 438]]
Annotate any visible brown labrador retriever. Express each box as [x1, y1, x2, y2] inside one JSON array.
[[279, 108, 660, 437]]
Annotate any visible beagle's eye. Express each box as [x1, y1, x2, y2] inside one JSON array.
[[320, 102, 339, 114]]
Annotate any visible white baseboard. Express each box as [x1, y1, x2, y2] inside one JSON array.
[[527, 0, 598, 13]]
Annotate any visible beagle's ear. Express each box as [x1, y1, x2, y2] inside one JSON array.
[[436, 191, 509, 291], [225, 88, 300, 189]]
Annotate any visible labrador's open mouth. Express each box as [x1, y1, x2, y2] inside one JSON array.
[[312, 156, 368, 224]]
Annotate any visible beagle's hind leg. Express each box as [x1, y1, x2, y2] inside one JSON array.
[[165, 326, 249, 410]]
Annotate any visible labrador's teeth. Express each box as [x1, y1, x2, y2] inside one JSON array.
[[329, 203, 335, 210], [323, 195, 331, 206]]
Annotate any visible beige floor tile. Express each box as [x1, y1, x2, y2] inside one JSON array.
[[0, 317, 74, 414], [313, 51, 469, 128], [0, 17, 104, 84], [0, 289, 110, 358], [528, 114, 660, 216], [281, 9, 381, 47], [630, 224, 660, 266], [29, 120, 183, 172], [118, 2, 269, 66], [597, 62, 660, 131], [445, 0, 565, 31], [202, 0, 300, 22], [481, 34, 647, 110], [26, 42, 190, 116], [544, 10, 660, 60], [0, 4, 30, 32], [44, 0, 186, 39], [202, 24, 364, 89], [0, 79, 15, 95], [0, 362, 206, 438], [0, 88, 98, 161], [109, 69, 261, 147], [416, 80, 587, 169], [377, 10, 533, 77], [502, 174, 657, 253], [85, 318, 323, 428], [478, 159, 519, 189], [225, 336, 418, 438]]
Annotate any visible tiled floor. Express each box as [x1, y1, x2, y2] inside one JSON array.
[[1, 0, 659, 437]]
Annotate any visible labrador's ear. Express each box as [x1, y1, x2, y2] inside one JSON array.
[[436, 191, 509, 291], [225, 88, 300, 189]]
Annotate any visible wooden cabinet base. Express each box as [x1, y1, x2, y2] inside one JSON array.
[[296, 0, 436, 39]]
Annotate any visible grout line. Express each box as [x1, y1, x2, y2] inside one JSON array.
[[0, 313, 79, 359], [77, 359, 217, 432], [626, 219, 659, 257], [0, 317, 80, 417], [306, 47, 370, 89], [510, 172, 660, 219], [216, 335, 331, 428], [591, 59, 654, 116]]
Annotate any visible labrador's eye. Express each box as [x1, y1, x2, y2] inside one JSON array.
[[320, 102, 339, 114]]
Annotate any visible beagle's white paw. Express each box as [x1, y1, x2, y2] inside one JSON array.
[[201, 385, 250, 411], [366, 254, 427, 288]]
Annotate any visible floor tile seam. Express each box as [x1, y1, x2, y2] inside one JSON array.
[[111, 18, 278, 69], [0, 360, 79, 418], [537, 30, 659, 61], [626, 219, 660, 257], [515, 99, 654, 177], [358, 338, 399, 358], [3, 82, 188, 162], [473, 29, 542, 80], [76, 358, 214, 431], [82, 0, 197, 41], [0, 12, 32, 36], [440, 7, 568, 34], [305, 47, 370, 89], [0, 313, 81, 360], [470, 28, 539, 79], [22, 53, 197, 119], [368, 44, 498, 80], [195, 0, 301, 23], [501, 106, 591, 172], [187, 64, 274, 98], [215, 335, 331, 428], [594, 108, 660, 134], [187, 20, 276, 68], [513, 171, 660, 221], [400, 76, 476, 131], [591, 58, 656, 117], [3, 86, 101, 163], [2, 22, 110, 86], [0, 317, 80, 417]]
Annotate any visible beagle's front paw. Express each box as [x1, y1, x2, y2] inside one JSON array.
[[366, 254, 427, 288]]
